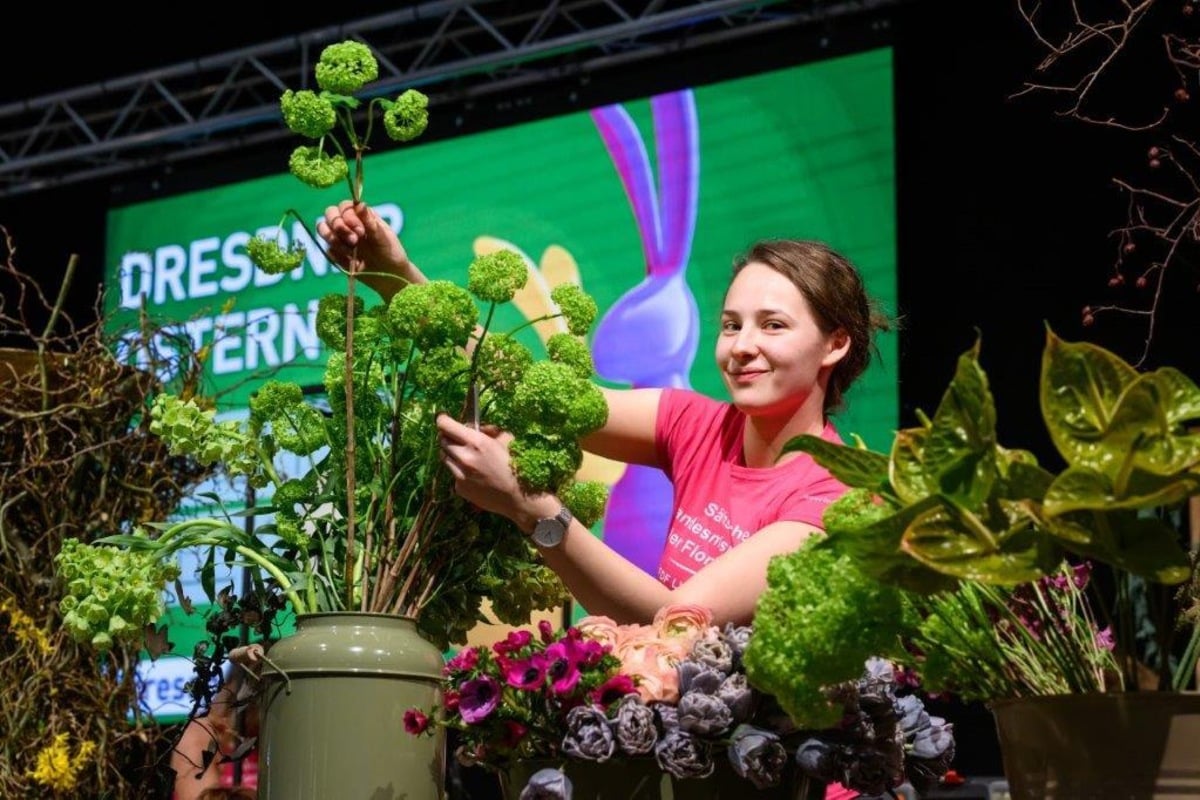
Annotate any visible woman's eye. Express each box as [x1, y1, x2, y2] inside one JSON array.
[[763, 320, 786, 330], [720, 320, 739, 332]]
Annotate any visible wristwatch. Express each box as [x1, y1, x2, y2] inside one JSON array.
[[531, 505, 573, 549]]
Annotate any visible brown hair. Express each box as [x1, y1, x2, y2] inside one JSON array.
[[731, 239, 892, 414]]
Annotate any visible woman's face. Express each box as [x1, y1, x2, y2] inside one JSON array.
[[715, 262, 846, 418]]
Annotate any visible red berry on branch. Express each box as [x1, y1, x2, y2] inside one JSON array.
[[1135, 276, 1148, 289], [1082, 305, 1092, 315], [1175, 88, 1191, 102], [1122, 242, 1136, 254], [1149, 146, 1161, 158], [1187, 4, 1195, 14], [1150, 158, 1162, 169], [1082, 313, 1095, 327]]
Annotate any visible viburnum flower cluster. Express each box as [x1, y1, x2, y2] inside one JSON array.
[[74, 39, 611, 652]]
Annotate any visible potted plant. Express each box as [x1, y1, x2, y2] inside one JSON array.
[[62, 39, 612, 800], [404, 603, 955, 800], [747, 326, 1200, 799]]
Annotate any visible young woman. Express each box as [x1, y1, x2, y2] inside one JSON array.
[[317, 200, 890, 629], [320, 200, 889, 800]]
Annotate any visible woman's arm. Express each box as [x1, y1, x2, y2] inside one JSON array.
[[437, 412, 818, 626]]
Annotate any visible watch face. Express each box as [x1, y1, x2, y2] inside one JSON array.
[[532, 518, 565, 548]]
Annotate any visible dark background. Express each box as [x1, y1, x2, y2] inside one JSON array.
[[2, 0, 1195, 782]]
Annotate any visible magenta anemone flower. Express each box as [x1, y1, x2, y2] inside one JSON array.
[[504, 653, 548, 690]]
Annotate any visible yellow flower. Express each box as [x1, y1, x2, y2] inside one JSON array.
[[1, 597, 52, 656], [27, 732, 97, 793]]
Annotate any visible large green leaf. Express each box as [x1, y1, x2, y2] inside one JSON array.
[[1040, 328, 1138, 472], [1157, 366, 1200, 426], [923, 343, 998, 511], [891, 427, 937, 505], [781, 434, 888, 489], [1046, 466, 1200, 516], [1114, 372, 1200, 478], [1052, 511, 1191, 585]]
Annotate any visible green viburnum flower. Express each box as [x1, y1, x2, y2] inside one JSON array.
[[561, 480, 609, 527], [467, 248, 527, 303], [249, 380, 305, 427], [564, 384, 608, 437], [280, 89, 336, 138], [411, 345, 470, 394], [475, 334, 533, 392], [383, 89, 430, 142], [550, 284, 598, 335], [744, 535, 909, 728], [315, 40, 378, 95], [274, 516, 309, 549], [387, 280, 478, 350], [508, 361, 580, 428], [272, 477, 312, 517], [510, 432, 582, 491], [288, 145, 348, 189], [246, 235, 306, 274], [315, 293, 365, 350], [546, 332, 593, 379]]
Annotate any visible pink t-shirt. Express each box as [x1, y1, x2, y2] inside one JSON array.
[[652, 388, 847, 588]]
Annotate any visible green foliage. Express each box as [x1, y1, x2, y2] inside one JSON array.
[[784, 327, 1200, 588]]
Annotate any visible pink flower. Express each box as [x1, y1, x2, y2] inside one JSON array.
[[443, 688, 461, 714], [502, 720, 529, 748], [653, 603, 714, 650], [493, 629, 533, 655], [1095, 625, 1116, 651], [621, 642, 681, 704], [444, 646, 480, 675], [403, 708, 430, 735], [576, 614, 621, 650], [538, 619, 555, 643], [591, 674, 637, 708], [503, 653, 548, 690], [544, 637, 589, 695]]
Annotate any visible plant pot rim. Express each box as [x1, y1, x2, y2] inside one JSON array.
[[989, 690, 1200, 711]]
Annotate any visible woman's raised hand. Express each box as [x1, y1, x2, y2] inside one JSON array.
[[316, 200, 425, 301]]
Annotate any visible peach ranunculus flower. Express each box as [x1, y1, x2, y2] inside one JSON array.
[[575, 615, 621, 652], [621, 641, 682, 704], [653, 603, 713, 651]]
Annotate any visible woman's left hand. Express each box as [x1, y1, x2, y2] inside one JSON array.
[[436, 414, 525, 520]]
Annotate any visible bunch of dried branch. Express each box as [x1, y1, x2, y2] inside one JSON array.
[[1015, 0, 1200, 367], [0, 227, 214, 798]]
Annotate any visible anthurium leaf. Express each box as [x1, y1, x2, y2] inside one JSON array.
[[781, 434, 888, 489], [1040, 328, 1138, 472], [1115, 372, 1200, 477], [902, 509, 1047, 585], [1157, 366, 1200, 426], [998, 452, 1053, 501], [891, 427, 937, 505], [924, 341, 997, 510], [1046, 466, 1200, 516], [1056, 512, 1191, 585]]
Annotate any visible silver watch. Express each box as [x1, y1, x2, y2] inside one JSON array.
[[531, 505, 572, 548]]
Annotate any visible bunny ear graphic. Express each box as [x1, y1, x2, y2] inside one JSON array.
[[538, 244, 581, 289]]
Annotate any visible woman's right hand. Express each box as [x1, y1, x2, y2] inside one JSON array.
[[316, 200, 425, 301]]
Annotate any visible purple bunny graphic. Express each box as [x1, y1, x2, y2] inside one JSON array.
[[590, 90, 701, 577]]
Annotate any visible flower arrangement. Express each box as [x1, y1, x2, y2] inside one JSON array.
[[751, 327, 1200, 706], [69, 39, 612, 657], [406, 604, 955, 798]]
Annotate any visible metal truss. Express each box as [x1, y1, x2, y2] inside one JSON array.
[[0, 0, 907, 198]]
